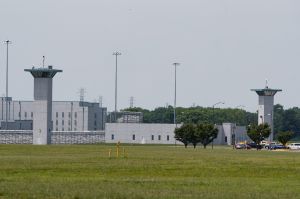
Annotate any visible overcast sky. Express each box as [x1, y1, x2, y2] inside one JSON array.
[[0, 0, 299, 112]]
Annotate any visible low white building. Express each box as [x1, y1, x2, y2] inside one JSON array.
[[106, 123, 177, 144], [105, 123, 251, 145]]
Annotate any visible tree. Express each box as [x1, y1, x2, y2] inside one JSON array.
[[174, 123, 194, 148], [195, 123, 218, 149], [277, 131, 294, 146], [247, 123, 271, 149]]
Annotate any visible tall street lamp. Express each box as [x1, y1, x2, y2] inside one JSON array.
[[212, 101, 225, 124], [173, 62, 180, 127], [4, 40, 12, 130], [113, 51, 121, 122], [211, 101, 225, 149]]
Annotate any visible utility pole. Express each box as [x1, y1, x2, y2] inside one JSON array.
[[113, 51, 121, 122], [130, 96, 134, 108], [4, 40, 11, 130], [99, 96, 103, 107], [42, 56, 45, 68], [173, 63, 180, 127]]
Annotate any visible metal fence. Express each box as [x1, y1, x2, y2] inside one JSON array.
[[0, 130, 33, 144], [0, 130, 105, 144], [51, 131, 105, 144]]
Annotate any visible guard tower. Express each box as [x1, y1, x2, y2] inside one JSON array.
[[25, 66, 62, 144], [251, 84, 282, 141]]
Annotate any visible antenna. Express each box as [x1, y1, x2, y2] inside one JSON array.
[[130, 96, 134, 108], [78, 88, 86, 102], [265, 79, 268, 88], [99, 96, 103, 107], [42, 56, 45, 68]]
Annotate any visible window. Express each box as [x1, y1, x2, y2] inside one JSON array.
[[74, 120, 77, 126], [62, 127, 64, 131], [158, 135, 161, 141], [111, 134, 114, 140], [94, 121, 97, 126], [151, 135, 154, 140], [56, 120, 58, 125], [167, 135, 170, 141], [24, 112, 27, 118], [132, 134, 135, 140], [68, 112, 71, 118], [62, 120, 64, 126], [94, 113, 97, 119], [74, 128, 77, 131], [75, 112, 77, 118], [68, 127, 71, 131], [18, 112, 21, 117], [31, 112, 33, 118], [225, 136, 227, 143], [68, 120, 71, 126], [62, 112, 64, 118], [56, 112, 58, 118], [56, 127, 58, 131]]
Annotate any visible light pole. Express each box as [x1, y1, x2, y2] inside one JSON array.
[[4, 40, 12, 130], [113, 51, 121, 122], [173, 62, 180, 127], [211, 101, 225, 149], [212, 101, 225, 124]]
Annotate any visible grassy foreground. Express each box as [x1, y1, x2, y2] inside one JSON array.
[[0, 144, 299, 199]]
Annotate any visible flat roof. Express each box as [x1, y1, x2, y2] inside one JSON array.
[[251, 87, 282, 96], [25, 66, 62, 78]]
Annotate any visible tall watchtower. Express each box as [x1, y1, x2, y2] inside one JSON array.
[[251, 84, 282, 141], [25, 66, 62, 144]]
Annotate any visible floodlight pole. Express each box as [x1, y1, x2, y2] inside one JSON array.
[[113, 52, 121, 122], [173, 63, 180, 127], [5, 40, 11, 130], [211, 101, 225, 149]]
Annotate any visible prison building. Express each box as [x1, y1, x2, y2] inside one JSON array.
[[0, 97, 107, 131]]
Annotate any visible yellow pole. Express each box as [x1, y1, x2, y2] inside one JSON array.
[[116, 141, 120, 158], [108, 149, 111, 158]]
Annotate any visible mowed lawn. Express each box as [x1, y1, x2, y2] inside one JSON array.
[[0, 144, 299, 199]]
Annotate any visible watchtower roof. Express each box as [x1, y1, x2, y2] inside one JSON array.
[[251, 87, 282, 96], [24, 66, 62, 78]]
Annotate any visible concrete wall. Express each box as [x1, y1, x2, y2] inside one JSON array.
[[214, 123, 250, 145], [258, 95, 274, 140], [106, 123, 251, 145], [106, 123, 177, 144], [0, 130, 105, 144], [0, 130, 33, 144]]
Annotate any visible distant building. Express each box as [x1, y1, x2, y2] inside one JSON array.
[[0, 97, 107, 131], [105, 123, 251, 145]]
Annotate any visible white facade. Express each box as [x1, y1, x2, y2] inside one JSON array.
[[252, 87, 282, 141], [106, 123, 177, 144], [0, 98, 106, 132], [214, 123, 251, 145], [105, 123, 250, 145]]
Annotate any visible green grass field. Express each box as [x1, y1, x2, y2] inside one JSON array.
[[0, 144, 299, 199]]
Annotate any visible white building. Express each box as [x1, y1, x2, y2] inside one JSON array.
[[0, 97, 106, 131], [105, 123, 251, 145], [106, 123, 177, 144]]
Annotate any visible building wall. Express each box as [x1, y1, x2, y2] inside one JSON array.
[[214, 123, 251, 145], [258, 95, 274, 140], [106, 123, 251, 145], [0, 98, 106, 131], [106, 123, 177, 144]]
